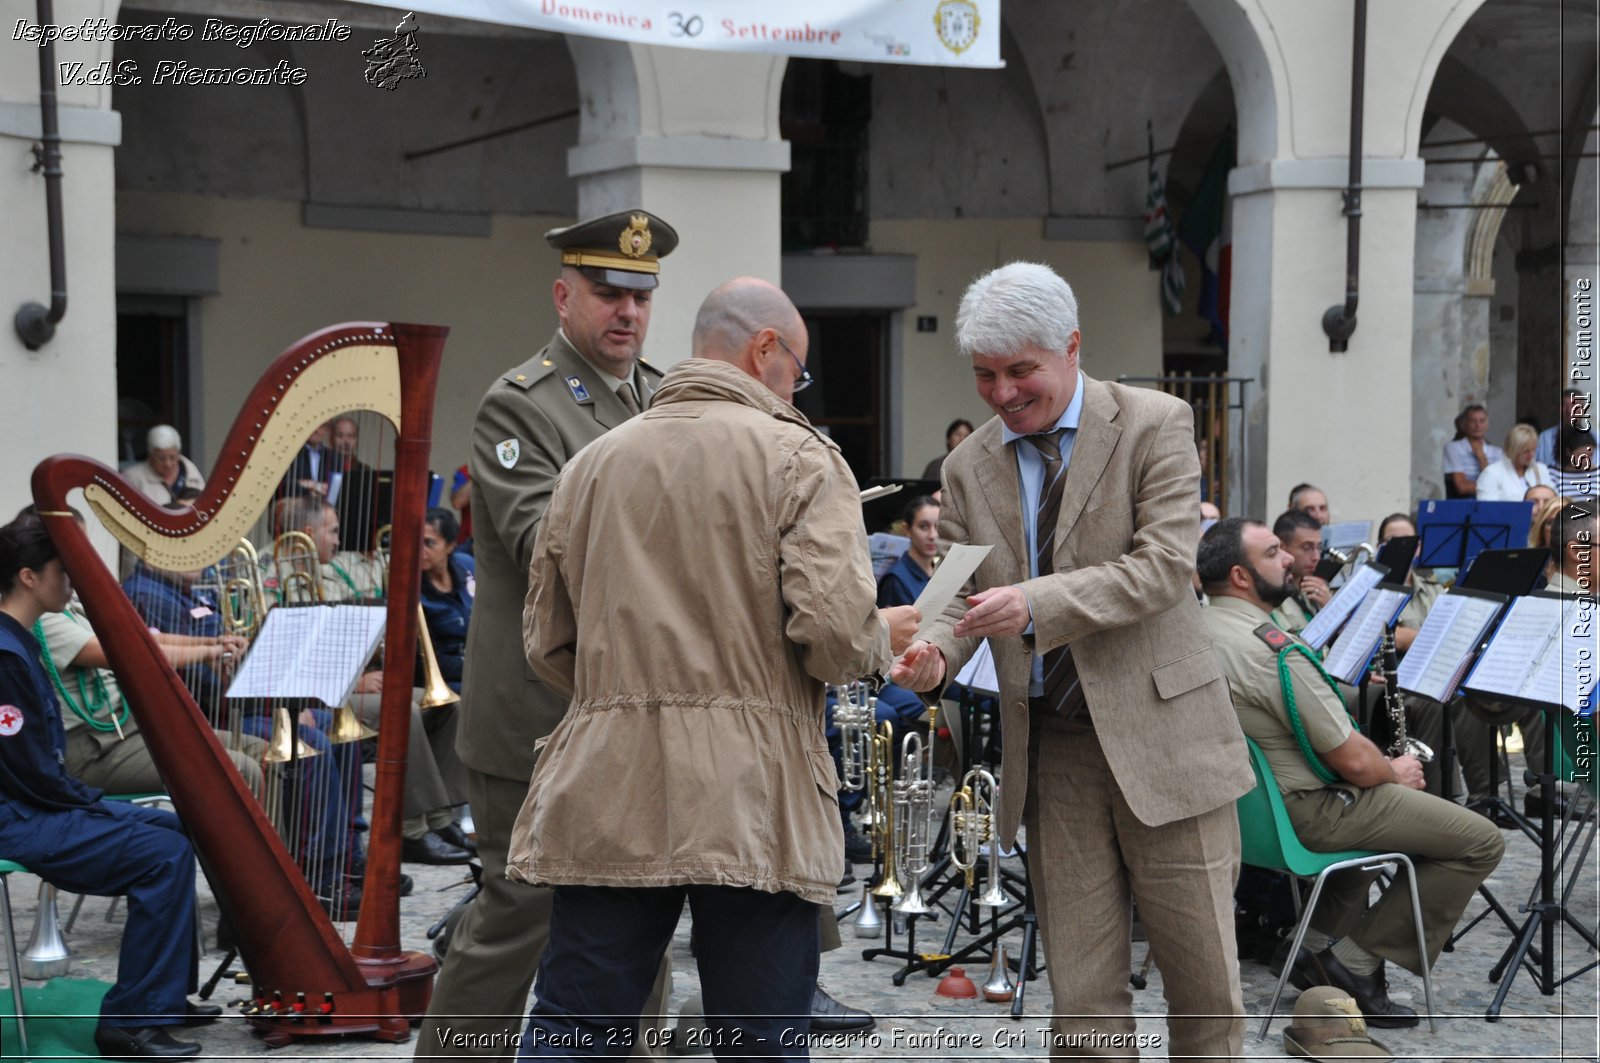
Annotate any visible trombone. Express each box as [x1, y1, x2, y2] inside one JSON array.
[[273, 530, 324, 604]]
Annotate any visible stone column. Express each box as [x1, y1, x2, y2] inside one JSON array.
[[1187, 0, 1486, 522], [564, 39, 789, 364]]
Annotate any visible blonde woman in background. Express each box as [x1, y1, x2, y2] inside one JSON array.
[[1477, 423, 1554, 501]]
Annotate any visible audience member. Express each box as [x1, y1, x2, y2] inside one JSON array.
[[1443, 404, 1504, 498], [1549, 428, 1597, 498], [1535, 388, 1588, 467], [920, 418, 974, 481], [1476, 423, 1553, 501], [124, 425, 206, 508]]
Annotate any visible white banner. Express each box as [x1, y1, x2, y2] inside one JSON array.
[[347, 0, 1003, 68]]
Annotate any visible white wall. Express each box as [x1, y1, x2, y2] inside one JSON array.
[[115, 193, 570, 481], [869, 219, 1162, 477]]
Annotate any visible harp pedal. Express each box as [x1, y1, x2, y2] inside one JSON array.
[[233, 972, 253, 984]]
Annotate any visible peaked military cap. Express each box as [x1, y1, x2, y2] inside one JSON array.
[[545, 209, 679, 290]]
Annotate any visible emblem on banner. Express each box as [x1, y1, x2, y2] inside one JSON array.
[[619, 214, 653, 259], [933, 0, 980, 55], [497, 438, 520, 469]]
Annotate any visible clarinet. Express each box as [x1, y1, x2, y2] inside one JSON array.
[[1382, 624, 1433, 763]]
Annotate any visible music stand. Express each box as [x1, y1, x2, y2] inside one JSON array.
[[1460, 592, 1599, 1017], [1416, 500, 1535, 572]]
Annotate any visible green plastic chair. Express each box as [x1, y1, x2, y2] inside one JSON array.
[[1235, 737, 1436, 1039], [0, 859, 31, 1058]]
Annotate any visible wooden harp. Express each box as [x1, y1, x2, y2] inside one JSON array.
[[31, 321, 447, 1044]]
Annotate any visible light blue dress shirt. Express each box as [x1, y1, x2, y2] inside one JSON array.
[[998, 371, 1085, 693]]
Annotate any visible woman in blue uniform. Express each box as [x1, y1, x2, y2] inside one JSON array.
[[0, 511, 216, 1059]]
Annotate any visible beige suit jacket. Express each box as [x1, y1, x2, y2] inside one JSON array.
[[926, 375, 1252, 843]]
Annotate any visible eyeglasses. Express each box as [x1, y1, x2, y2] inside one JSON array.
[[775, 335, 813, 394]]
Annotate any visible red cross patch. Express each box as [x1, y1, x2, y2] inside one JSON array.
[[0, 705, 24, 737], [1253, 623, 1291, 651]]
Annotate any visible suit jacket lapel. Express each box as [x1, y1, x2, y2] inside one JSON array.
[[974, 432, 1027, 575], [1053, 377, 1121, 546]]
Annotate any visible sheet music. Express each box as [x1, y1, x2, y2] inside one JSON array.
[[227, 605, 387, 706], [1301, 563, 1388, 650], [868, 532, 911, 581], [1320, 520, 1371, 553], [859, 483, 903, 504], [1323, 586, 1411, 686], [1463, 596, 1566, 703], [953, 639, 998, 696], [1520, 600, 1597, 714], [1397, 592, 1504, 703], [912, 543, 993, 640]]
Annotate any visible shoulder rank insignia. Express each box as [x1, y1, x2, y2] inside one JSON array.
[[564, 375, 591, 403], [1253, 622, 1291, 651]]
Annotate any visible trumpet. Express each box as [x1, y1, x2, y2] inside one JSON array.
[[834, 683, 875, 793], [891, 731, 935, 915], [417, 604, 461, 709], [867, 721, 902, 899], [949, 768, 1007, 907]]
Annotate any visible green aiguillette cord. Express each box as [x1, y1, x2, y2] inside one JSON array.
[[32, 613, 129, 734], [1277, 642, 1354, 786]]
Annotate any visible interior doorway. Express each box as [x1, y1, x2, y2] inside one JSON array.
[[116, 295, 191, 466], [793, 312, 889, 484]]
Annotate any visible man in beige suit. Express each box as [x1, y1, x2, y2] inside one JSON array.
[[895, 262, 1253, 1058]]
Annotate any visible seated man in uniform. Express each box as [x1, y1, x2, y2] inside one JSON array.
[[1272, 508, 1330, 634], [1197, 517, 1503, 1028], [0, 511, 218, 1059]]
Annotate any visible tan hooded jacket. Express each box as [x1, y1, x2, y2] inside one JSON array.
[[507, 358, 892, 904]]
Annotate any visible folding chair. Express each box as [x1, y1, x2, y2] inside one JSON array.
[[0, 860, 31, 1058]]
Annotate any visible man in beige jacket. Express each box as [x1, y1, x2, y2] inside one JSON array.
[[893, 262, 1252, 1058], [509, 278, 917, 1058]]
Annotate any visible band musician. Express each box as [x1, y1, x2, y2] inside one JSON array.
[[1197, 517, 1503, 1028]]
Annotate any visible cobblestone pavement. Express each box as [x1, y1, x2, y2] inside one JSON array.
[[6, 787, 1595, 1062]]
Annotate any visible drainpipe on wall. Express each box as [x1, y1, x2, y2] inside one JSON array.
[[1321, 0, 1366, 353], [14, 0, 68, 352]]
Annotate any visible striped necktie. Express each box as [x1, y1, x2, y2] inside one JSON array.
[[1021, 429, 1085, 719]]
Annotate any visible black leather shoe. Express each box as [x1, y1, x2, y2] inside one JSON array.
[[181, 1000, 221, 1026], [399, 872, 414, 897], [435, 821, 478, 855], [843, 829, 872, 864], [401, 831, 474, 865], [1477, 804, 1521, 830], [1312, 948, 1419, 1029], [93, 1025, 202, 1059], [839, 865, 856, 889], [1525, 790, 1570, 820], [318, 879, 364, 920], [810, 986, 874, 1033], [1285, 946, 1332, 992]]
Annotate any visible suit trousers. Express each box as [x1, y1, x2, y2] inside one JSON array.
[[418, 770, 669, 1061], [1284, 782, 1503, 973], [519, 884, 819, 1061], [1022, 719, 1243, 1059]]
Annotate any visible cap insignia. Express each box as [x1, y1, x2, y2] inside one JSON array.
[[619, 214, 653, 259]]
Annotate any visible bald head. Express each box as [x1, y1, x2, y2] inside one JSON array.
[[691, 277, 810, 403]]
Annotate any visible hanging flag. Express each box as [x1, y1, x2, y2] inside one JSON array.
[[1141, 124, 1184, 315], [1178, 132, 1234, 349]]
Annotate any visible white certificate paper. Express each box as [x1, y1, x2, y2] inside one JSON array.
[[912, 543, 993, 640]]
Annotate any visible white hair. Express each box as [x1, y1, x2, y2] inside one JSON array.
[[954, 262, 1079, 359], [147, 424, 182, 451]]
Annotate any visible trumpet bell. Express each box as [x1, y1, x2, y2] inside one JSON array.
[[263, 706, 322, 763], [870, 870, 903, 899], [416, 606, 460, 709], [976, 867, 1009, 908], [327, 703, 378, 744], [891, 879, 933, 915]]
